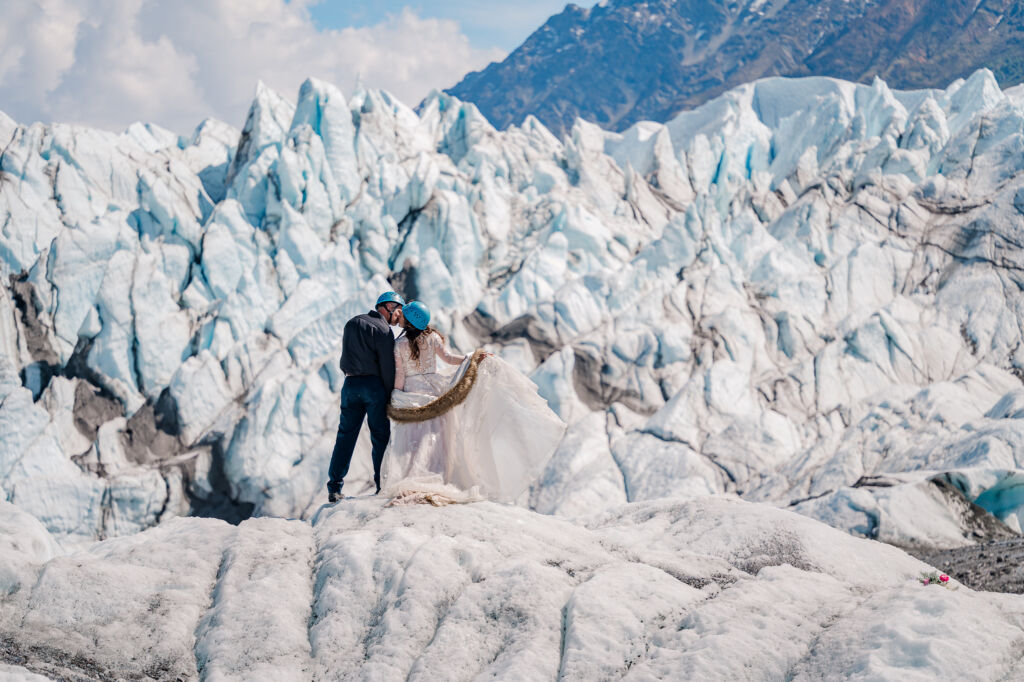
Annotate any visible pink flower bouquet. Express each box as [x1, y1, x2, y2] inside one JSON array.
[[919, 571, 954, 588]]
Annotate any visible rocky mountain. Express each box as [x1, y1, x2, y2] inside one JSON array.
[[446, 0, 1024, 136]]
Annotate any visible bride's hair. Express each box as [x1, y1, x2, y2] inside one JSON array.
[[402, 323, 445, 361]]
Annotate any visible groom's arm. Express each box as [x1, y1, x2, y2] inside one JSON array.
[[375, 329, 396, 391]]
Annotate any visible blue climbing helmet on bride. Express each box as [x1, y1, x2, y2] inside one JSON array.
[[402, 301, 431, 330]]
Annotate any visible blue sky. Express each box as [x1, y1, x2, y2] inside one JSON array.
[[1, 0, 587, 133], [306, 1, 576, 51]]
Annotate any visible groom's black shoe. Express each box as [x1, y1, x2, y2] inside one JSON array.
[[328, 491, 342, 503]]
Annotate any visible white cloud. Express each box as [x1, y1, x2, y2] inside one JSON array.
[[0, 0, 506, 134]]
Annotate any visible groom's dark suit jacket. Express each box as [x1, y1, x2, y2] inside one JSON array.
[[340, 309, 396, 390]]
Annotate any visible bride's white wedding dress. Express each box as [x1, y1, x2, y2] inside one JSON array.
[[380, 332, 565, 505]]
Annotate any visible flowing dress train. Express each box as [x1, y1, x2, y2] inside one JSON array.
[[380, 332, 565, 505]]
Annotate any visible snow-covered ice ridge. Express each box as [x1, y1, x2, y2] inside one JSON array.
[[3, 497, 1024, 680], [3, 70, 1024, 548]]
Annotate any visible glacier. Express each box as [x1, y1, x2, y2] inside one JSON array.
[[2, 70, 1024, 555], [3, 497, 1024, 680]]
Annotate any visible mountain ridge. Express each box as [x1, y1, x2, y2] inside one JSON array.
[[446, 0, 1024, 137]]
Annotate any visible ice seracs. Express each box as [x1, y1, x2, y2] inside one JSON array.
[[2, 69, 1024, 550]]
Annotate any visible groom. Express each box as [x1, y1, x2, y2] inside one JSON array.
[[327, 291, 405, 503]]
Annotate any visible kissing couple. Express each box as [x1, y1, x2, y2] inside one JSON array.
[[326, 292, 566, 506]]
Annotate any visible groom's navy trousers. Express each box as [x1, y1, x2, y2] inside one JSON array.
[[328, 375, 391, 495], [329, 308, 395, 496]]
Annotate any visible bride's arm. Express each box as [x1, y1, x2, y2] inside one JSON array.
[[393, 342, 406, 391], [435, 334, 467, 366]]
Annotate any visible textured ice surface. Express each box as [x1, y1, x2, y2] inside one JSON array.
[[0, 664, 52, 681], [2, 71, 1024, 548], [3, 497, 1024, 681]]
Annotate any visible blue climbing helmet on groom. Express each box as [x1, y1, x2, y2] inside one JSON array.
[[327, 291, 405, 503]]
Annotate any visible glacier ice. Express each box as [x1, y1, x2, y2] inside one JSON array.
[[2, 70, 1024, 553], [3, 497, 1024, 680]]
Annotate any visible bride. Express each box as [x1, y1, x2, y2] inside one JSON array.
[[379, 301, 565, 505]]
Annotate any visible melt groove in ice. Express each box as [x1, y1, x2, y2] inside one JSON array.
[[2, 497, 1023, 680]]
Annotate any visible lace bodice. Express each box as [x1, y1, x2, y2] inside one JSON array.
[[394, 332, 465, 390]]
